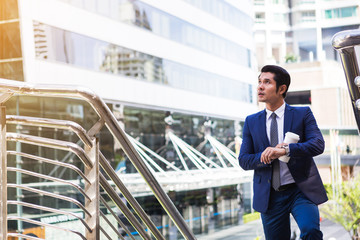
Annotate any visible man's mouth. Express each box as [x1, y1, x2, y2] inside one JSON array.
[[258, 92, 264, 96]]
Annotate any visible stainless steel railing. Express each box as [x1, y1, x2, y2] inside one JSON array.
[[0, 79, 196, 239], [4, 115, 152, 239], [332, 29, 360, 133]]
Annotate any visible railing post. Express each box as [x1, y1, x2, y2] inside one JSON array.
[[85, 138, 100, 239], [0, 105, 7, 239]]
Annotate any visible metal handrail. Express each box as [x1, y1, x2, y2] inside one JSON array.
[[5, 118, 145, 239], [6, 115, 93, 148], [332, 29, 360, 132], [0, 79, 196, 239], [7, 151, 91, 184], [7, 201, 92, 231], [7, 132, 93, 168], [98, 152, 164, 239], [6, 116, 163, 239], [7, 167, 91, 200], [7, 183, 91, 216], [7, 216, 87, 240], [99, 196, 137, 240]]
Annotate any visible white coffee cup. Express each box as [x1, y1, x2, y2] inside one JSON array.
[[279, 132, 300, 163]]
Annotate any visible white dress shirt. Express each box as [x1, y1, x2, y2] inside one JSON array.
[[265, 102, 295, 186]]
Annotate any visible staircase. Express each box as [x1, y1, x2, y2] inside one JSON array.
[[0, 79, 196, 240]]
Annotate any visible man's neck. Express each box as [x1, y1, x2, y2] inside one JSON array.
[[266, 100, 285, 112]]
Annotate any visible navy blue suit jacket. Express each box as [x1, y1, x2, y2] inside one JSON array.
[[238, 104, 328, 213]]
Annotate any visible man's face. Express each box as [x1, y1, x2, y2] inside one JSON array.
[[257, 72, 283, 103]]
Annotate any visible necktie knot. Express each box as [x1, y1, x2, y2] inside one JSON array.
[[271, 112, 277, 120], [270, 112, 278, 147]]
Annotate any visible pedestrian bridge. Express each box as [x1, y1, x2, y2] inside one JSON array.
[[123, 132, 252, 196]]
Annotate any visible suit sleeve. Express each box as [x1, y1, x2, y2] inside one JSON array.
[[238, 117, 268, 170], [289, 107, 324, 157]]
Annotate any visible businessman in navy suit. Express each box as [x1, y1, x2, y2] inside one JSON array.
[[239, 65, 327, 240]]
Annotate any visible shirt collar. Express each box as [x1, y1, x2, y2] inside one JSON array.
[[266, 102, 286, 120]]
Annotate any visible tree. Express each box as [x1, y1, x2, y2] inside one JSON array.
[[321, 175, 360, 239]]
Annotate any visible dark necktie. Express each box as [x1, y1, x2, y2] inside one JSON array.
[[270, 112, 281, 190]]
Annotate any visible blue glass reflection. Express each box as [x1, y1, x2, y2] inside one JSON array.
[[182, 0, 253, 33], [58, 0, 253, 67], [34, 22, 252, 103]]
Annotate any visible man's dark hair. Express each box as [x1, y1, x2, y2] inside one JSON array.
[[260, 65, 291, 98]]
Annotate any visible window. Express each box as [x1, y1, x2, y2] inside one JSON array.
[[255, 13, 265, 24], [33, 22, 253, 103], [298, 0, 315, 4], [254, 0, 265, 5], [58, 0, 253, 65], [0, 0, 23, 81], [324, 6, 357, 19], [301, 11, 316, 22], [274, 13, 286, 23]]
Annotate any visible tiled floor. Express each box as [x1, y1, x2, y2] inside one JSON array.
[[197, 218, 351, 240]]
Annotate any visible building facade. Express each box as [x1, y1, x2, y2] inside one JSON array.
[[1, 0, 258, 238], [254, 0, 360, 65], [1, 0, 259, 157]]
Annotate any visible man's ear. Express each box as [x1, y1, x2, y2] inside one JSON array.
[[279, 85, 287, 95]]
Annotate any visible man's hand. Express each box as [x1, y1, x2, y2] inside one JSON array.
[[261, 146, 286, 164]]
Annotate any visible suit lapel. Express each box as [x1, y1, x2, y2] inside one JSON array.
[[284, 104, 293, 136], [258, 110, 270, 146]]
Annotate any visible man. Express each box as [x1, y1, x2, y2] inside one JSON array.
[[238, 65, 328, 240]]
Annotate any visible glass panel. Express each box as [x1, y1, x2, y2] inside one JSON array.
[[274, 13, 286, 22], [182, 0, 253, 32], [124, 105, 238, 154], [0, 22, 22, 59], [0, 0, 19, 21], [254, 0, 265, 5], [33, 21, 252, 103], [58, 0, 253, 66], [324, 7, 357, 19], [341, 7, 356, 18], [324, 10, 332, 19], [0, 0, 23, 81], [0, 60, 24, 81]]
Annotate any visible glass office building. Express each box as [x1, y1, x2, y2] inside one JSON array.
[[1, 0, 257, 238], [254, 0, 360, 65]]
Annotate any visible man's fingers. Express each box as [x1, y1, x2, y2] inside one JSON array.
[[261, 147, 274, 164], [261, 147, 284, 164]]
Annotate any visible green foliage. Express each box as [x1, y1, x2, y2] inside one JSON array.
[[285, 53, 298, 63], [321, 175, 360, 239], [243, 212, 260, 223]]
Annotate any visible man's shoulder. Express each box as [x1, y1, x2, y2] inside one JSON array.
[[246, 109, 265, 120], [286, 104, 311, 113]]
